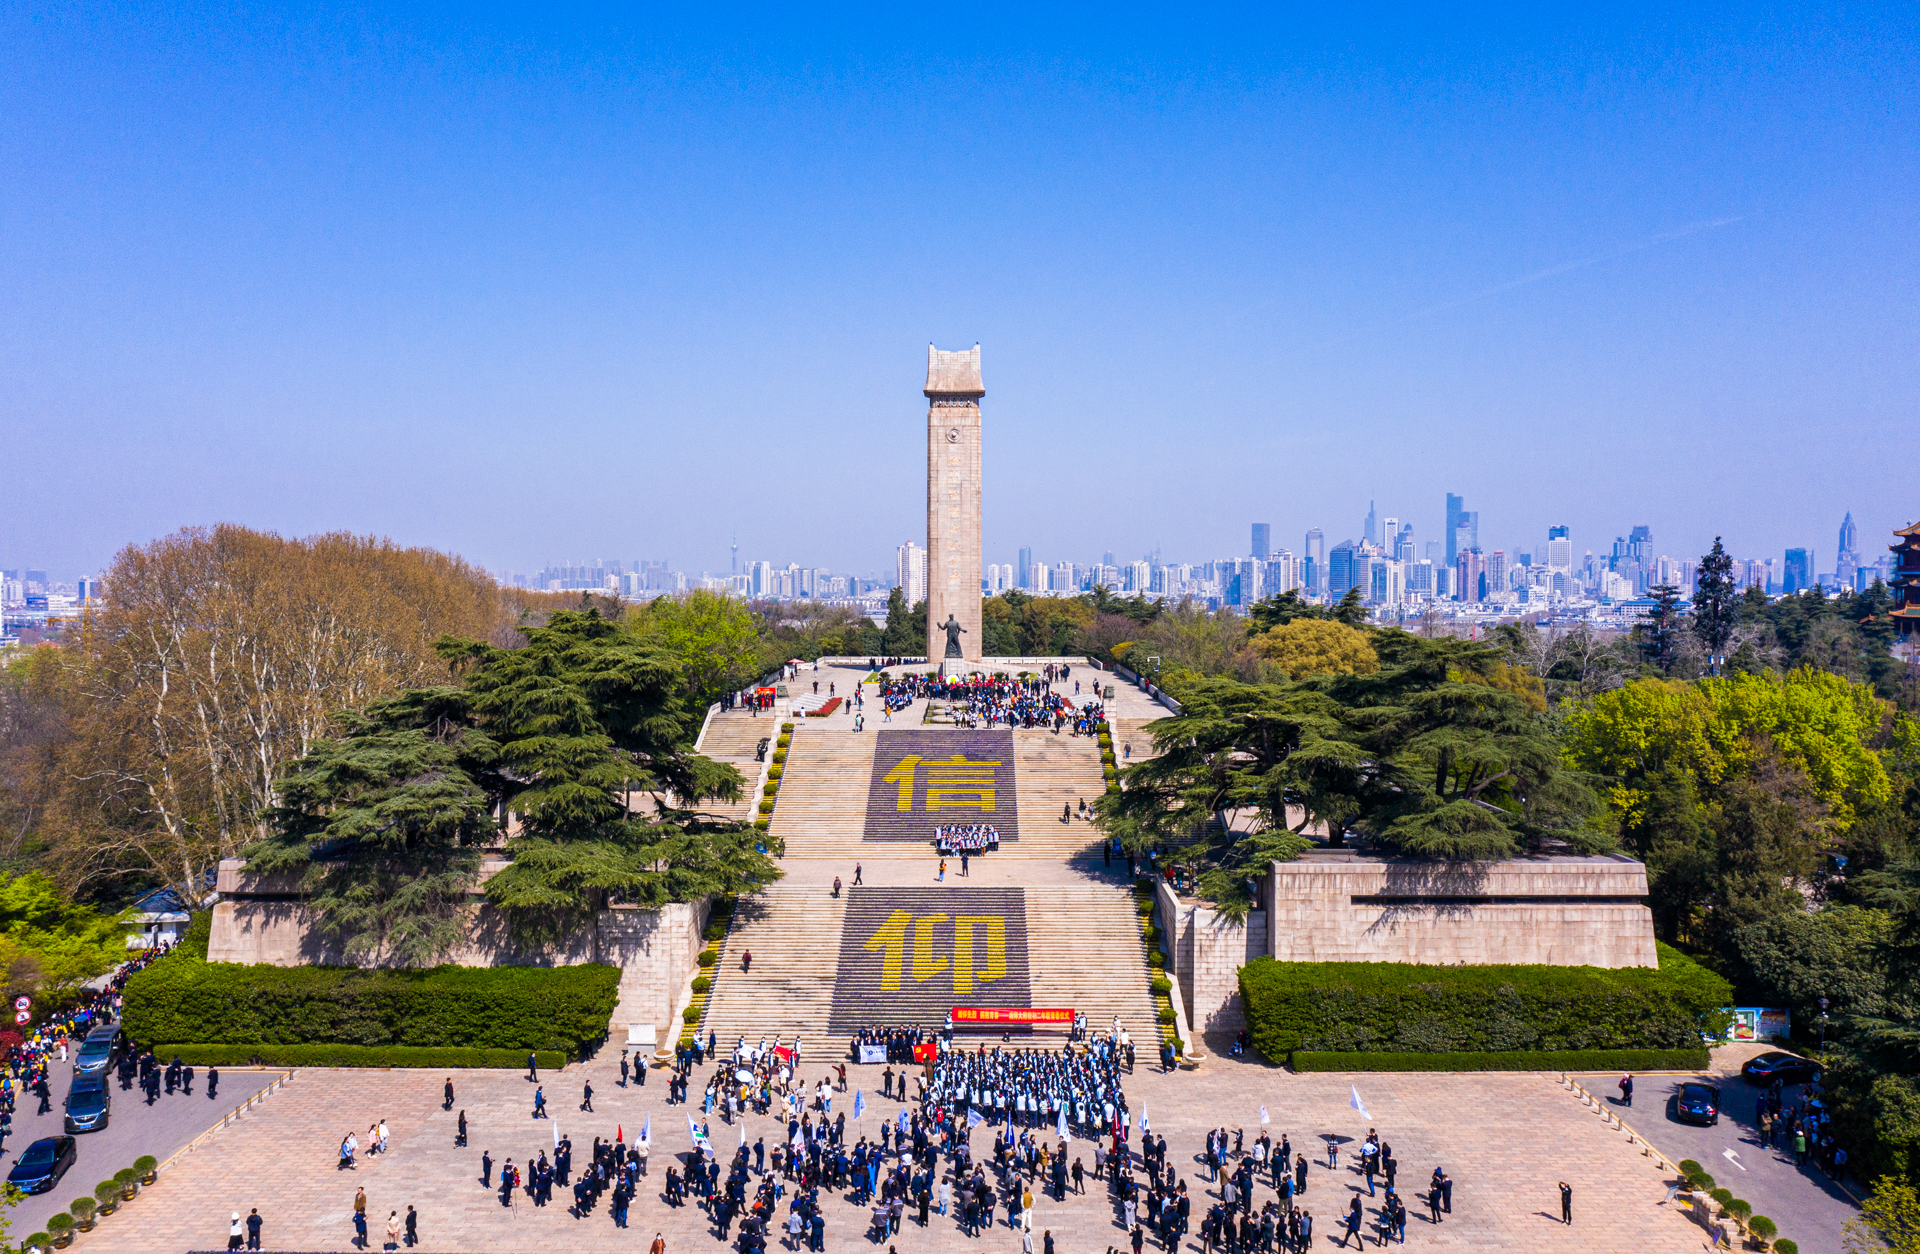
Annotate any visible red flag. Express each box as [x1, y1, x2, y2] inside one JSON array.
[[616, 1124, 624, 1142]]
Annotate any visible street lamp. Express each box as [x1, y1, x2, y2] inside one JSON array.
[[1817, 996, 1830, 1054]]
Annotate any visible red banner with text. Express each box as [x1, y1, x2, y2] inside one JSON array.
[[951, 1006, 1074, 1027]]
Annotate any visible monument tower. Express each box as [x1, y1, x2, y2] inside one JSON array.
[[925, 343, 983, 664]]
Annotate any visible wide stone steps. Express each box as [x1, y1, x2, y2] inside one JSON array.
[[694, 710, 774, 823], [769, 728, 1107, 862], [697, 883, 1158, 1049]]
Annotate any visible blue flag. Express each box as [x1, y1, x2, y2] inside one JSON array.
[[967, 1108, 984, 1128], [898, 1110, 909, 1135], [854, 1089, 867, 1119], [641, 1114, 651, 1144], [1057, 1107, 1069, 1138]]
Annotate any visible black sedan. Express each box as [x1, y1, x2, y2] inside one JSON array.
[[6, 1136, 77, 1194], [1742, 1050, 1820, 1086], [65, 1073, 111, 1133], [1674, 1082, 1722, 1126]]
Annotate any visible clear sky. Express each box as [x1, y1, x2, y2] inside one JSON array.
[[4, 4, 1915, 582]]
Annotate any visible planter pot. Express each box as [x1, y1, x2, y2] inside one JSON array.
[[97, 1201, 116, 1217], [51, 1235, 72, 1250], [76, 1217, 95, 1232], [140, 1171, 157, 1186], [121, 1184, 138, 1201]]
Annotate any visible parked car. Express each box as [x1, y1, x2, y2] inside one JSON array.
[[1741, 1050, 1820, 1086], [6, 1136, 76, 1193], [65, 1073, 111, 1133], [72, 1023, 123, 1076], [1674, 1082, 1722, 1126]]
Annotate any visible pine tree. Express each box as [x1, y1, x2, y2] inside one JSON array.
[[1693, 537, 1738, 674]]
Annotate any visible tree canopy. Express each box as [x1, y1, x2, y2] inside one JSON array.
[[250, 610, 778, 960]]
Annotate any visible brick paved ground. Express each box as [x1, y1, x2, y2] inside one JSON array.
[[78, 1046, 1714, 1253]]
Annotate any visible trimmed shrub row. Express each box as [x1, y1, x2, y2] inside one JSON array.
[[123, 962, 620, 1056], [1290, 1048, 1711, 1073], [1240, 944, 1731, 1058], [156, 1044, 567, 1069]]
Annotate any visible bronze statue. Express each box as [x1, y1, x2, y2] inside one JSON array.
[[940, 613, 966, 658]]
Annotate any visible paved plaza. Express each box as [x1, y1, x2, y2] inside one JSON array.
[[81, 1047, 1718, 1253]]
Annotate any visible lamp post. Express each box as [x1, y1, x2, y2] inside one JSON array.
[[1817, 996, 1830, 1054]]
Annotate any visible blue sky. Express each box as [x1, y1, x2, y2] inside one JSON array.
[[3, 4, 1915, 581]]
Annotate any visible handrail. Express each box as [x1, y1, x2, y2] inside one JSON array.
[[156, 1068, 296, 1175]]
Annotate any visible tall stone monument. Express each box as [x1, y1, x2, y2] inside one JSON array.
[[925, 344, 983, 664]]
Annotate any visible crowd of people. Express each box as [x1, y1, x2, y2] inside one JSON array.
[[921, 1040, 1131, 1137], [850, 1027, 934, 1064], [934, 824, 1000, 854], [868, 668, 1108, 735]]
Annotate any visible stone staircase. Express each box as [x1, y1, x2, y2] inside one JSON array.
[[769, 726, 1107, 861], [695, 709, 774, 822], [1109, 716, 1167, 765], [697, 880, 1159, 1049]]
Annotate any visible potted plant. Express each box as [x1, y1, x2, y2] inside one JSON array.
[[46, 1214, 73, 1248], [22, 1233, 51, 1254], [115, 1167, 139, 1200], [95, 1179, 120, 1216], [1748, 1216, 1778, 1248], [1725, 1198, 1751, 1230], [135, 1155, 158, 1185], [1708, 1187, 1733, 1216], [69, 1199, 96, 1232]]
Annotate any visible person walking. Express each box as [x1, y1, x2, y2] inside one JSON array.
[[1558, 1180, 1572, 1225], [533, 1086, 547, 1118], [208, 1067, 219, 1101], [937, 859, 946, 883], [581, 1080, 594, 1113], [1341, 1198, 1362, 1247], [481, 1150, 493, 1187], [443, 1077, 455, 1110], [1619, 1073, 1634, 1108], [637, 1053, 648, 1087], [456, 1111, 467, 1147], [526, 1052, 539, 1082], [621, 1053, 630, 1087], [853, 863, 863, 886]]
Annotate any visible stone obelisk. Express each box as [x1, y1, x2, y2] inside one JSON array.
[[925, 343, 984, 665]]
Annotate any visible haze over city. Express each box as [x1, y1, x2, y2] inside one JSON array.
[[4, 4, 1916, 585]]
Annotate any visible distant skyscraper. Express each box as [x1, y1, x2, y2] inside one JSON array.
[[1836, 512, 1860, 587], [1363, 501, 1379, 547], [896, 542, 926, 605], [1546, 526, 1572, 573], [1305, 529, 1326, 596], [1328, 541, 1362, 600], [1251, 523, 1271, 560], [1445, 493, 1478, 567], [1783, 547, 1813, 594], [1017, 546, 1033, 590]]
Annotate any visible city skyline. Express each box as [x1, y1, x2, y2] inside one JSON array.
[[4, 8, 1916, 581]]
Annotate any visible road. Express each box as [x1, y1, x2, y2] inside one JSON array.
[[1576, 1069, 1858, 1254], [3, 1053, 278, 1239]]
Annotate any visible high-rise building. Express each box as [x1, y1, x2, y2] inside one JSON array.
[[1251, 523, 1271, 560], [1837, 512, 1860, 588], [1393, 523, 1416, 564], [750, 560, 774, 598], [1486, 550, 1509, 594], [1363, 501, 1379, 547], [1456, 549, 1488, 602], [1445, 493, 1478, 567], [1305, 529, 1326, 597], [1546, 526, 1573, 573], [1328, 542, 1369, 601], [1783, 547, 1814, 594], [1052, 561, 1076, 594], [895, 542, 926, 605]]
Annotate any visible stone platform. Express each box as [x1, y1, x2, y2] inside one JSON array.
[[91, 1049, 1710, 1253]]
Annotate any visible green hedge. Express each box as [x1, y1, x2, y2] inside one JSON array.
[[1290, 1048, 1710, 1072], [123, 961, 619, 1056], [1240, 943, 1730, 1058], [156, 1044, 567, 1069]]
